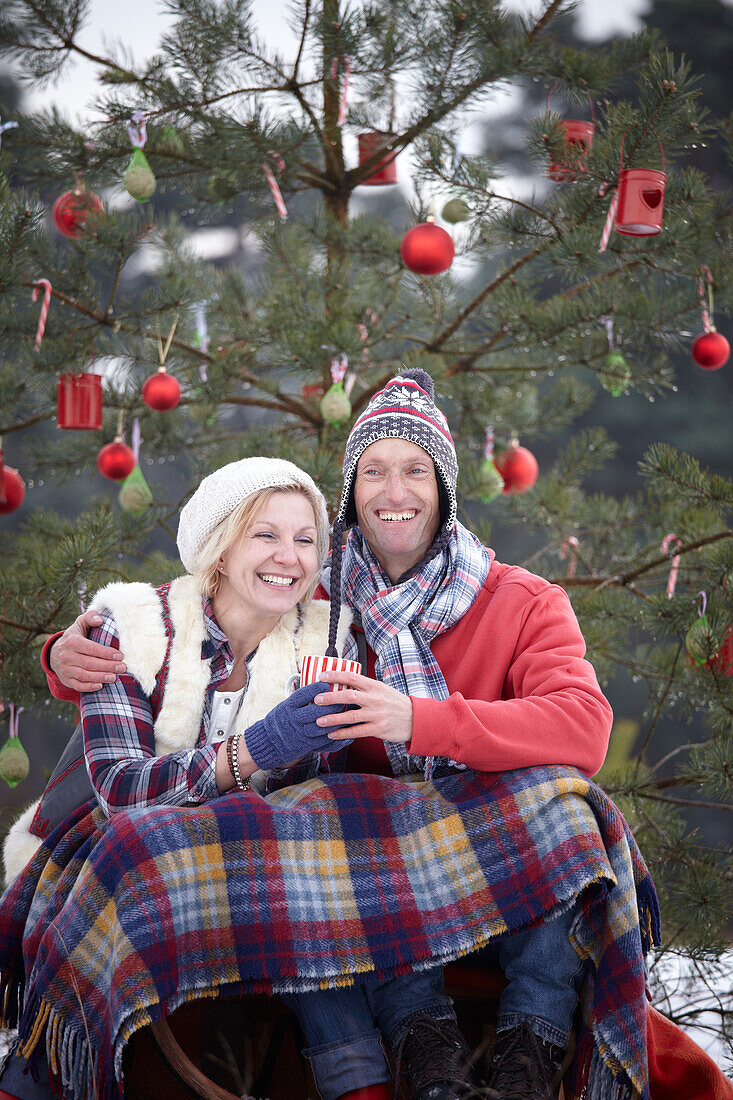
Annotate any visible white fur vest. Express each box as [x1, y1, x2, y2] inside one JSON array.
[[3, 575, 351, 886]]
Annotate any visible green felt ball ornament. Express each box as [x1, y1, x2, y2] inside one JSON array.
[[477, 459, 505, 503], [124, 148, 156, 202], [441, 197, 470, 224], [320, 382, 352, 426], [0, 735, 29, 788], [600, 351, 631, 397], [119, 463, 153, 516]]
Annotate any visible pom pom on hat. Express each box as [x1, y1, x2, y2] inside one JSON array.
[[399, 367, 435, 400], [177, 456, 330, 574]]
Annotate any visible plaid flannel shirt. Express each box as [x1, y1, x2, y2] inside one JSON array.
[[80, 596, 241, 815]]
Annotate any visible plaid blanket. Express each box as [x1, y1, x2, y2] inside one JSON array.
[[0, 766, 659, 1100]]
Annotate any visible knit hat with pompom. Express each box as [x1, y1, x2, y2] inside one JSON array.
[[325, 368, 458, 655]]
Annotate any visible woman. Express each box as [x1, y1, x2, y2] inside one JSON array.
[[1, 457, 458, 1100]]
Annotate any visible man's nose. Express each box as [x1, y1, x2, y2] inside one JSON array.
[[384, 471, 409, 503]]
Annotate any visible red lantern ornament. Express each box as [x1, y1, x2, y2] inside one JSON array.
[[400, 217, 454, 275], [0, 455, 25, 516], [691, 331, 729, 370], [494, 439, 539, 494], [52, 188, 104, 239], [614, 134, 666, 237], [142, 369, 181, 411], [545, 88, 595, 182], [57, 372, 103, 429], [97, 439, 135, 481], [357, 132, 398, 186]]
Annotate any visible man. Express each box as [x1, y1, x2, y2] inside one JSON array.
[[41, 369, 614, 1099]]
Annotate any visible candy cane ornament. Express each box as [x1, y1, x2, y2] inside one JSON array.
[[661, 533, 682, 598], [261, 162, 288, 220], [598, 188, 618, 253], [31, 279, 53, 350]]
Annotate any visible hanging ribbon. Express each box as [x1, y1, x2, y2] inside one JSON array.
[[601, 315, 615, 349], [661, 533, 682, 599], [131, 417, 142, 462], [696, 591, 707, 618], [560, 536, 580, 578], [330, 353, 348, 385], [330, 57, 351, 126], [8, 702, 24, 739], [78, 579, 87, 614], [483, 425, 495, 461], [261, 159, 288, 220], [127, 111, 147, 148], [697, 265, 714, 333], [31, 278, 53, 350], [598, 185, 618, 253]]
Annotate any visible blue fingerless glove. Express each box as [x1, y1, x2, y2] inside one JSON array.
[[243, 682, 351, 771]]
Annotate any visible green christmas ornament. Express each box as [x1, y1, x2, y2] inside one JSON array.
[[441, 197, 470, 224], [119, 463, 153, 516], [158, 124, 184, 156], [320, 382, 352, 426], [685, 614, 718, 666], [124, 147, 156, 202], [477, 458, 505, 503], [600, 351, 631, 397], [0, 735, 29, 788]]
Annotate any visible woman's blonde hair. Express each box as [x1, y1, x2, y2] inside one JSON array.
[[194, 483, 325, 600]]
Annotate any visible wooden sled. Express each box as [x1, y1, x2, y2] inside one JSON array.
[[125, 961, 508, 1100]]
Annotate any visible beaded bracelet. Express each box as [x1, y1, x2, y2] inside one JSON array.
[[226, 732, 251, 792]]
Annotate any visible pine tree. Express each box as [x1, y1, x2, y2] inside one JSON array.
[[0, 0, 731, 1062]]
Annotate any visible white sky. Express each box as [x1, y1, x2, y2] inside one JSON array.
[[19, 0, 655, 120]]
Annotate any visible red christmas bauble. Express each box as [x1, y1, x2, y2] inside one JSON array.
[[142, 371, 181, 411], [400, 221, 454, 275], [52, 189, 104, 239], [97, 441, 135, 481], [0, 466, 26, 515], [691, 330, 730, 370], [494, 442, 539, 494]]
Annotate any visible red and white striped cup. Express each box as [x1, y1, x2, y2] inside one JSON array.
[[300, 654, 361, 691]]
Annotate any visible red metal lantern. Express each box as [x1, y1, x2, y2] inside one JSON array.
[[494, 439, 539, 494], [545, 89, 595, 182], [57, 373, 103, 430], [357, 132, 398, 186], [97, 439, 136, 481], [615, 135, 666, 237], [400, 218, 454, 275]]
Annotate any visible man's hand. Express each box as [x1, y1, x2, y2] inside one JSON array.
[[314, 670, 413, 745], [49, 610, 127, 692]]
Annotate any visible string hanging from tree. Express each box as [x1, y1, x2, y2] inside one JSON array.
[[119, 419, 154, 515]]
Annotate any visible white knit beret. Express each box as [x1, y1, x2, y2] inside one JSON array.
[[177, 457, 330, 573]]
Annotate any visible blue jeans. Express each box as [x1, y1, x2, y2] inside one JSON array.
[[284, 900, 585, 1099], [494, 898, 586, 1049], [283, 966, 454, 1100]]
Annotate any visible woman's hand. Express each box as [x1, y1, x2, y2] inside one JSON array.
[[49, 610, 127, 691], [314, 670, 413, 745]]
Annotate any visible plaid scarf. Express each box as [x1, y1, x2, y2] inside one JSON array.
[[340, 522, 491, 776], [0, 767, 659, 1100]]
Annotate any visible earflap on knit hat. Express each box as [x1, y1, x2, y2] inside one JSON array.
[[177, 456, 330, 574], [336, 367, 458, 533]]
